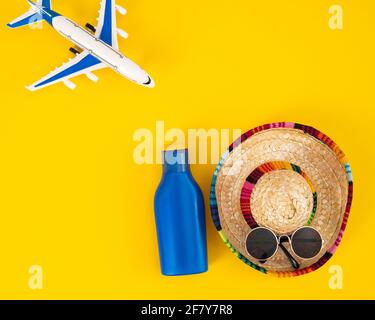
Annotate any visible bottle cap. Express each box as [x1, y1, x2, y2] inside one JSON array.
[[162, 149, 190, 173]]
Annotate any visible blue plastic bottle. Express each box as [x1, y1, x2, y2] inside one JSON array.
[[154, 149, 208, 276]]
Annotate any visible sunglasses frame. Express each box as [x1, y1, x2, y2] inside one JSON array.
[[245, 226, 324, 268]]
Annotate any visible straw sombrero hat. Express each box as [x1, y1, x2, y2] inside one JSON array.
[[210, 122, 353, 277]]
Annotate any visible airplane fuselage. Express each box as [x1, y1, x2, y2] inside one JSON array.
[[50, 15, 154, 87]]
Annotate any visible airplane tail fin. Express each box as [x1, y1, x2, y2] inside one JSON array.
[[7, 0, 52, 29]]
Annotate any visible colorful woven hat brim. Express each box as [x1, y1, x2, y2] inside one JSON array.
[[210, 122, 353, 277]]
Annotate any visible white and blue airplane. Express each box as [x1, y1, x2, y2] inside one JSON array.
[[7, 0, 155, 91]]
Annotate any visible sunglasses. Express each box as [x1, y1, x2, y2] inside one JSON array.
[[245, 226, 323, 270]]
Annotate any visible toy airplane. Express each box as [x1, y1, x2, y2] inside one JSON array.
[[7, 0, 155, 91]]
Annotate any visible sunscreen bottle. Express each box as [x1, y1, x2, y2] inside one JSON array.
[[154, 149, 208, 276]]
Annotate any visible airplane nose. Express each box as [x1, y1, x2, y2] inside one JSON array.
[[143, 75, 155, 88], [117, 57, 155, 88]]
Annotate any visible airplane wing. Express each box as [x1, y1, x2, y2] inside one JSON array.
[[95, 0, 128, 50], [27, 51, 106, 91]]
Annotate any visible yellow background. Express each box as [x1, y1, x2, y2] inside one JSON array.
[[0, 0, 374, 299]]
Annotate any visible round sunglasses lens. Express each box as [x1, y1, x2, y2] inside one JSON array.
[[291, 227, 322, 259], [246, 228, 278, 260]]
